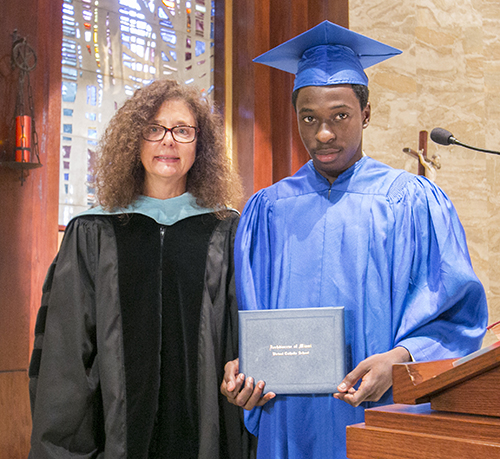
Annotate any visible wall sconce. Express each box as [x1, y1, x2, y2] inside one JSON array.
[[0, 30, 42, 184]]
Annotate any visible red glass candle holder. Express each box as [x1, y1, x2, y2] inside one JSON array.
[[15, 115, 32, 162]]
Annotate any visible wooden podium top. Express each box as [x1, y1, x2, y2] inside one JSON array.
[[392, 341, 500, 417]]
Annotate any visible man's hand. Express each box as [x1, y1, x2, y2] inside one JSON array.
[[220, 358, 276, 410], [334, 347, 411, 407]]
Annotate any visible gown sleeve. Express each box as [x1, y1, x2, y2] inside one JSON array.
[[234, 190, 273, 313], [234, 190, 274, 436], [390, 175, 488, 361], [28, 217, 109, 458]]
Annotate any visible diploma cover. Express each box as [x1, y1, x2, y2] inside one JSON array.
[[239, 307, 345, 394]]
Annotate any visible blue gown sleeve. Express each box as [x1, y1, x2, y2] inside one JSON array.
[[234, 190, 273, 313], [234, 190, 274, 436], [390, 175, 488, 361]]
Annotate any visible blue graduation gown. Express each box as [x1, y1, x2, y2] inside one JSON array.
[[235, 157, 487, 459]]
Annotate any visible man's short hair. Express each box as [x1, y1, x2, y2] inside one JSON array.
[[292, 84, 369, 111]]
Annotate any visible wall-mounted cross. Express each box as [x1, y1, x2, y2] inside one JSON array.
[[403, 130, 441, 181]]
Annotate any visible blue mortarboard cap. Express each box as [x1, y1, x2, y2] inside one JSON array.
[[253, 21, 402, 91]]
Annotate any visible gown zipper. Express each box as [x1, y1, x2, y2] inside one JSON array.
[[159, 226, 165, 288], [150, 225, 166, 456]]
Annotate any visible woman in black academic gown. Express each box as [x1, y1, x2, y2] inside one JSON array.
[[28, 79, 253, 459]]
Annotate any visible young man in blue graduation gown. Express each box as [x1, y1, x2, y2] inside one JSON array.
[[221, 21, 488, 459]]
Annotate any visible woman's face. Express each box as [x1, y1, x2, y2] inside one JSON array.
[[140, 99, 197, 198]]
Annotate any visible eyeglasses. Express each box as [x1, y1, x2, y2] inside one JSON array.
[[141, 124, 199, 143]]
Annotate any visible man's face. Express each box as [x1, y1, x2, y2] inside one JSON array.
[[295, 84, 370, 183]]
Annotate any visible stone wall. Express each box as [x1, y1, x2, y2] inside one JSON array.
[[350, 0, 500, 345]]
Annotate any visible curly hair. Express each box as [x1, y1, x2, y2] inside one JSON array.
[[95, 79, 241, 217]]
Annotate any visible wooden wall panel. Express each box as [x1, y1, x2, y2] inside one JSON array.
[[0, 0, 61, 368], [227, 0, 349, 202], [0, 372, 31, 459], [0, 6, 37, 374], [0, 0, 62, 457], [29, 0, 62, 349], [308, 0, 349, 29], [252, 1, 273, 193], [213, 0, 226, 116], [269, 1, 293, 183]]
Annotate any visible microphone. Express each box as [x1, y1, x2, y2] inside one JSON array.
[[430, 128, 457, 146], [430, 128, 500, 155]]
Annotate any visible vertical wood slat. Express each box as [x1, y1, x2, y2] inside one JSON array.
[[269, 0, 293, 184], [31, 0, 63, 351], [252, 1, 273, 193], [213, 0, 226, 116], [290, 0, 315, 175], [309, 0, 349, 30], [228, 1, 255, 201]]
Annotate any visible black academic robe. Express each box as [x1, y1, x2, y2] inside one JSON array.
[[28, 209, 254, 458]]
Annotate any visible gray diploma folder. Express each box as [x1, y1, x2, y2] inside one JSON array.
[[238, 307, 345, 395]]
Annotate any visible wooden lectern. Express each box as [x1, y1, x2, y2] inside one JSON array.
[[346, 342, 500, 458]]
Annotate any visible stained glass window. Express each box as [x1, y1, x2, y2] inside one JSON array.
[[59, 0, 215, 225]]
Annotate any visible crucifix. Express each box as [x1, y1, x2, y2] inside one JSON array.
[[403, 130, 441, 181]]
